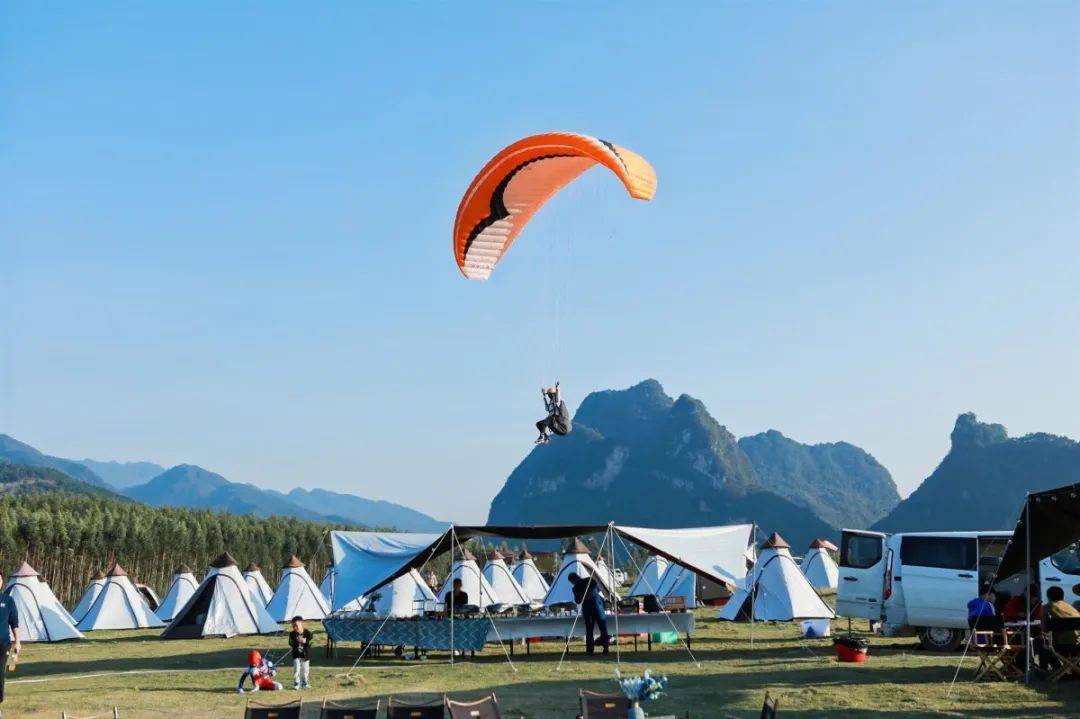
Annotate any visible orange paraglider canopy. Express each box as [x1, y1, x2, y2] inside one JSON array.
[[453, 132, 656, 280]]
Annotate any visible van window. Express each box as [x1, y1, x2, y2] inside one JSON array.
[[1050, 542, 1080, 575], [841, 534, 882, 569], [900, 536, 976, 570]]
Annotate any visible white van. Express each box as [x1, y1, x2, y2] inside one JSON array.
[[1041, 541, 1080, 606], [837, 529, 1013, 651]]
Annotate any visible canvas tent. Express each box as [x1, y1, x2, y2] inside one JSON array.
[[627, 555, 668, 597], [242, 562, 274, 606], [481, 550, 533, 606], [162, 553, 279, 639], [366, 568, 437, 618], [718, 533, 834, 621], [319, 566, 334, 605], [800, 539, 839, 591], [3, 562, 83, 642], [77, 563, 164, 631], [510, 548, 549, 602], [72, 570, 106, 623], [156, 565, 198, 622], [655, 562, 697, 607], [267, 555, 330, 622], [544, 538, 617, 606], [439, 548, 500, 609]]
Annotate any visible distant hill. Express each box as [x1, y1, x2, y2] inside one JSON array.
[[277, 488, 446, 532], [739, 430, 900, 529], [488, 379, 839, 549], [874, 413, 1080, 532], [125, 464, 335, 522], [0, 434, 110, 488], [76, 458, 165, 489], [0, 460, 119, 499]]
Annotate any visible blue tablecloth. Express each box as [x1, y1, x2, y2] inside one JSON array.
[[323, 615, 490, 651]]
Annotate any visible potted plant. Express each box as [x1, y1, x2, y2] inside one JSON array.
[[615, 668, 668, 718]]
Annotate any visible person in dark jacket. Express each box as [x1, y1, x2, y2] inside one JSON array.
[[0, 574, 21, 717], [536, 383, 572, 444], [287, 616, 313, 690], [569, 571, 609, 655]]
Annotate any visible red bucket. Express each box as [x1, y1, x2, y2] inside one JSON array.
[[835, 643, 868, 663]]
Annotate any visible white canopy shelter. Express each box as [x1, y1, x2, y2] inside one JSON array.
[[481, 550, 532, 606], [162, 553, 279, 639], [367, 568, 437, 618], [267, 556, 330, 622], [156, 565, 198, 622], [330, 531, 444, 611], [3, 562, 83, 642], [242, 562, 274, 606], [718, 533, 834, 622], [510, 549, 549, 602], [800, 539, 839, 591], [77, 564, 164, 631], [627, 555, 668, 597], [439, 548, 500, 609], [72, 570, 106, 623]]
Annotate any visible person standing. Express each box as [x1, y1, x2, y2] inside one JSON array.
[[287, 616, 313, 690], [569, 571, 609, 655], [0, 574, 21, 719]]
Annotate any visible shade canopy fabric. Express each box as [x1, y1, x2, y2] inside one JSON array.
[[995, 482, 1080, 582], [330, 531, 445, 611]]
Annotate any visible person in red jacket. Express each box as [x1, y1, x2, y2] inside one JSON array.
[[1002, 584, 1043, 622], [237, 650, 282, 693]]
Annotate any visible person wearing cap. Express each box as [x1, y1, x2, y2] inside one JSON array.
[[0, 572, 20, 717], [535, 382, 572, 444]]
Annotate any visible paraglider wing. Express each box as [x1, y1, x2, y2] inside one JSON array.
[[453, 132, 656, 280]]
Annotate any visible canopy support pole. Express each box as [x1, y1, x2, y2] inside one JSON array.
[[450, 525, 456, 666], [451, 530, 517, 672], [750, 523, 758, 650], [608, 523, 621, 668], [1025, 495, 1032, 684]]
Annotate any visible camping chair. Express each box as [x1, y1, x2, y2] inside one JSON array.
[[1045, 615, 1080, 683], [244, 697, 303, 719], [444, 693, 521, 719], [61, 711, 120, 719], [760, 691, 779, 719], [387, 696, 445, 719], [320, 698, 381, 719], [970, 624, 1024, 682], [578, 690, 630, 719]]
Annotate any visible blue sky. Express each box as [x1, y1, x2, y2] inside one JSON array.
[[2, 2, 1078, 523]]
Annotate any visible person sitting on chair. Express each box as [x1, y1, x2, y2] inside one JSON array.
[[569, 571, 609, 655], [967, 587, 1002, 639], [445, 578, 469, 612], [535, 382, 572, 444], [1037, 585, 1080, 672], [1002, 583, 1043, 622]]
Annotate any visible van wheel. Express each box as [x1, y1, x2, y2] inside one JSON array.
[[917, 626, 964, 652]]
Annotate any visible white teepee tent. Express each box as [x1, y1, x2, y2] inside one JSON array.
[[438, 548, 499, 609], [544, 538, 616, 607], [71, 569, 107, 623], [162, 553, 279, 639], [242, 562, 274, 606], [3, 562, 83, 642], [801, 539, 840, 591], [718, 533, 834, 621], [481, 550, 532, 606], [367, 569, 437, 618], [266, 555, 330, 622], [627, 555, 669, 596], [77, 563, 164, 631], [319, 567, 334, 602], [156, 565, 198, 622], [655, 562, 697, 607], [510, 548, 549, 602]]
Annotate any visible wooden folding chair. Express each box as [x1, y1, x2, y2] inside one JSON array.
[[578, 690, 630, 719], [61, 711, 120, 719], [387, 695, 445, 719], [760, 690, 779, 718], [320, 698, 381, 719], [971, 627, 1024, 682], [1045, 616, 1080, 683], [244, 697, 303, 719], [444, 693, 522, 719]]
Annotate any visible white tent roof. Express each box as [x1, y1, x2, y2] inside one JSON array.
[[718, 534, 834, 621], [510, 551, 549, 602], [616, 524, 754, 587], [544, 539, 616, 606], [319, 567, 334, 601], [367, 569, 437, 618], [242, 564, 274, 606], [156, 566, 198, 622], [330, 531, 443, 611], [481, 551, 532, 606], [801, 549, 839, 591], [627, 555, 668, 596], [72, 571, 107, 623], [162, 553, 279, 639], [439, 550, 500, 609], [655, 562, 696, 606], [77, 564, 164, 630], [266, 557, 330, 622], [4, 562, 83, 643], [595, 557, 618, 587]]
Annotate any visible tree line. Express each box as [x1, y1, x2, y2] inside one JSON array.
[[0, 491, 351, 607]]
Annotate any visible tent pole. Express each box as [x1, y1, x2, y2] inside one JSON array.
[[750, 523, 757, 650], [1024, 495, 1031, 684], [609, 523, 620, 667], [450, 525, 456, 667]]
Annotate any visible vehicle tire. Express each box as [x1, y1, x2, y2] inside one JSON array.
[[917, 626, 964, 652]]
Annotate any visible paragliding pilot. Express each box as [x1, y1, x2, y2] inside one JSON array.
[[237, 650, 282, 693], [536, 382, 572, 444]]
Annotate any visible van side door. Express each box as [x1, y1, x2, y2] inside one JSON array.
[[837, 530, 886, 620], [900, 536, 978, 629]]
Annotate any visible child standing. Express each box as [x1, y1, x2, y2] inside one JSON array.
[[288, 616, 313, 690]]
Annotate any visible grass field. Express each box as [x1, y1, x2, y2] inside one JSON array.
[[5, 610, 1079, 718]]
